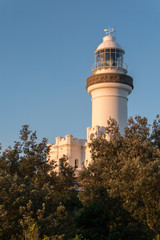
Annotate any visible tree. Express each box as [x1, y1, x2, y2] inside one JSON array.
[[0, 126, 79, 240], [79, 116, 160, 239], [1, 117, 160, 239]]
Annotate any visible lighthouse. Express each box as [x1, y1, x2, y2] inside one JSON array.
[[86, 27, 133, 135], [49, 27, 134, 171]]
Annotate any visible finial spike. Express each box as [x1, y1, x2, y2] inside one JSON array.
[[104, 26, 115, 36]]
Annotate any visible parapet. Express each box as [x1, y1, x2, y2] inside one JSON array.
[[87, 126, 106, 141], [55, 134, 86, 146]]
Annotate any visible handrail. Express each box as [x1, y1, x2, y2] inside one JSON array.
[[92, 61, 128, 72]]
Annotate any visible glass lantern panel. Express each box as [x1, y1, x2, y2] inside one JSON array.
[[96, 52, 100, 68], [116, 49, 123, 68], [105, 50, 110, 66], [100, 50, 105, 67], [111, 49, 116, 66]]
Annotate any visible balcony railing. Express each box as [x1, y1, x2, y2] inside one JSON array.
[[92, 61, 128, 73]]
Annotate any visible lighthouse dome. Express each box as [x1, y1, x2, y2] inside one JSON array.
[[95, 35, 124, 53]]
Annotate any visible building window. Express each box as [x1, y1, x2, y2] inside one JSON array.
[[90, 133, 94, 140], [75, 159, 78, 168]]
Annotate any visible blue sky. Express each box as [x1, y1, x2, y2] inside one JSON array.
[[0, 0, 160, 148]]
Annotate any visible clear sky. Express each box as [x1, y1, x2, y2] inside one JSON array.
[[0, 0, 160, 148]]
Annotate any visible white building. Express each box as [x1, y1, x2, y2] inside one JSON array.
[[48, 28, 133, 174]]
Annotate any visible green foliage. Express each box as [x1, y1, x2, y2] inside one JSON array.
[[79, 116, 160, 239], [76, 201, 110, 240], [153, 234, 160, 240], [73, 234, 86, 240], [0, 117, 160, 239], [0, 125, 79, 240], [20, 215, 39, 240]]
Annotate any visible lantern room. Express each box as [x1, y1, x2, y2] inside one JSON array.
[[92, 28, 127, 74]]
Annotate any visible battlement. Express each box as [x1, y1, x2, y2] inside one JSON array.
[[55, 134, 86, 146], [87, 126, 106, 141]]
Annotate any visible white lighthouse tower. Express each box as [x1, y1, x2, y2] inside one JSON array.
[[49, 28, 134, 171], [86, 28, 133, 138]]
